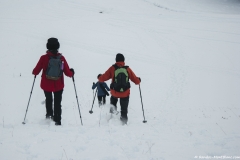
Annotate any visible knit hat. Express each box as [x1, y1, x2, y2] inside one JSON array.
[[97, 74, 102, 79], [115, 53, 125, 62], [46, 38, 60, 50]]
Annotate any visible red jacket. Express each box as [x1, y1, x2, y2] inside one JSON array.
[[32, 51, 73, 92], [98, 62, 140, 98]]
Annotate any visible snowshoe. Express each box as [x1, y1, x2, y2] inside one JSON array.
[[120, 116, 128, 125], [110, 105, 119, 115]]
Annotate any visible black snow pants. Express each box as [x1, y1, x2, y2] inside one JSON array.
[[98, 95, 106, 105], [44, 89, 63, 123], [110, 96, 129, 123]]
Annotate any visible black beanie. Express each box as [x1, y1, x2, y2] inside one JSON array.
[[115, 53, 125, 62], [46, 38, 60, 50], [97, 74, 102, 79]]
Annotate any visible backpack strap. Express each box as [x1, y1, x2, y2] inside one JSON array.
[[112, 64, 129, 69], [48, 54, 62, 59], [112, 64, 118, 70]]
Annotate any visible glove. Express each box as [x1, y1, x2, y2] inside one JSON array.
[[138, 77, 141, 82], [70, 68, 75, 75], [93, 82, 95, 85]]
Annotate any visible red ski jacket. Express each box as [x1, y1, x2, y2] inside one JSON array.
[[32, 51, 73, 92], [98, 62, 140, 98]]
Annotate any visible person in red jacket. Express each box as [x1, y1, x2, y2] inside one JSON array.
[[98, 53, 141, 124], [32, 38, 74, 125]]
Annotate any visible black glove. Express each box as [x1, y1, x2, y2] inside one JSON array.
[[70, 68, 75, 75], [93, 82, 95, 85], [138, 77, 141, 82]]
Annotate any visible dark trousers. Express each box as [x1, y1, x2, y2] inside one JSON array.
[[110, 96, 129, 122], [98, 95, 106, 105], [44, 89, 63, 122]]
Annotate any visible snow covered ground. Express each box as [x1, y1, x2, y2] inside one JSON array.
[[0, 0, 240, 159]]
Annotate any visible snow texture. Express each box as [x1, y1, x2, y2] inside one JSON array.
[[0, 0, 240, 159]]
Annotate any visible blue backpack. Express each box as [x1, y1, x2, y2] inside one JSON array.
[[46, 55, 63, 80]]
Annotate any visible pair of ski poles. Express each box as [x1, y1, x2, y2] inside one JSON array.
[[22, 75, 83, 125], [89, 84, 147, 123], [22, 76, 147, 125]]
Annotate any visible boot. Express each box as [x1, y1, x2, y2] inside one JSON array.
[[120, 115, 128, 125], [98, 101, 102, 107], [55, 121, 61, 125], [46, 114, 53, 120], [110, 105, 119, 114]]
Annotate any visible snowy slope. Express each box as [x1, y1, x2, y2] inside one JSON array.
[[0, 0, 240, 159]]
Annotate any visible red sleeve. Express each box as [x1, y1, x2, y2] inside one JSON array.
[[62, 56, 73, 77], [32, 56, 44, 75], [127, 67, 140, 85], [99, 66, 114, 82]]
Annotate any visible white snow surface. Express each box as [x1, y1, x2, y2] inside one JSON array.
[[0, 0, 240, 159]]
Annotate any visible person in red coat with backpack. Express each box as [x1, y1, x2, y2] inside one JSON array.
[[32, 38, 74, 125], [98, 53, 141, 124]]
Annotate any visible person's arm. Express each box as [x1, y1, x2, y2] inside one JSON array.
[[98, 66, 114, 82], [127, 67, 141, 85], [92, 82, 98, 89], [62, 56, 73, 77], [32, 56, 44, 75], [104, 82, 110, 91]]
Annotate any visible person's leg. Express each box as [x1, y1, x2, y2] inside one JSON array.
[[97, 96, 102, 106], [110, 96, 118, 113], [44, 91, 53, 118], [120, 96, 129, 124], [53, 89, 63, 125], [110, 96, 118, 106], [103, 95, 106, 105]]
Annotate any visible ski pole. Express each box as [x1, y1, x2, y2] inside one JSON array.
[[72, 76, 83, 126], [92, 82, 94, 98], [139, 84, 147, 123], [22, 75, 36, 124], [89, 88, 97, 114]]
